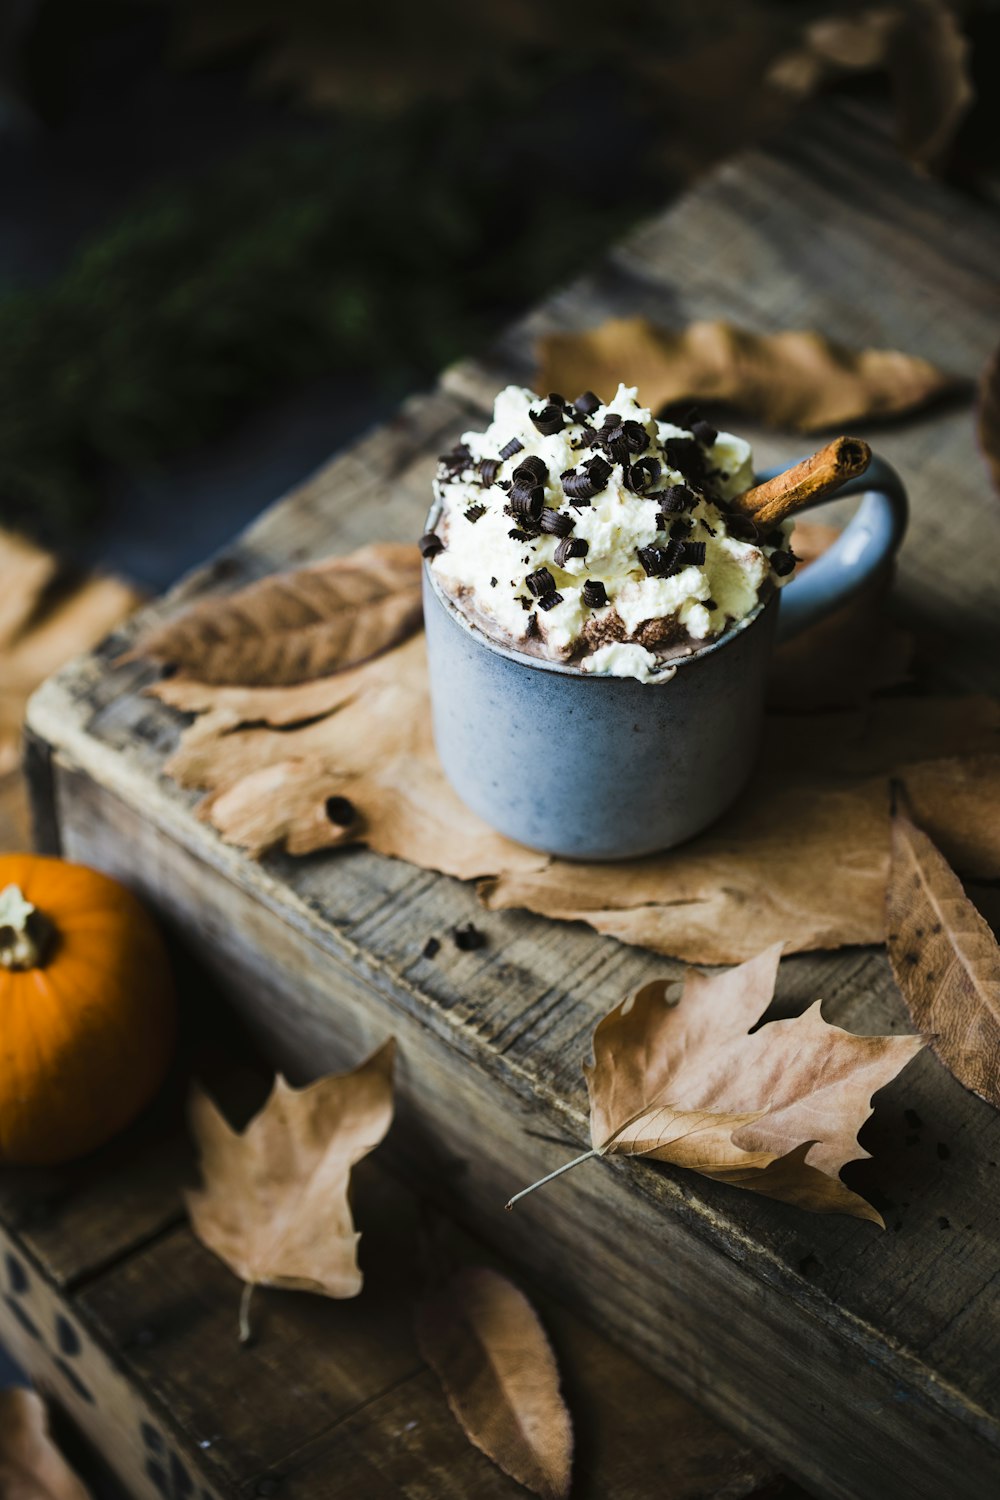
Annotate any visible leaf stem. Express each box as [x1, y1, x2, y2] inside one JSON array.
[[239, 1282, 255, 1344], [505, 1149, 599, 1210]]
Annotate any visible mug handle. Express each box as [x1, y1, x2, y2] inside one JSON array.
[[763, 452, 909, 643]]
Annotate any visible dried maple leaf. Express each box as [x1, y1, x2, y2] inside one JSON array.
[[0, 1388, 91, 1500], [416, 1267, 573, 1500], [887, 801, 1000, 1109], [508, 945, 924, 1223], [536, 319, 962, 433], [977, 339, 1000, 498], [767, 0, 973, 173], [187, 1040, 395, 1339], [129, 541, 421, 686]]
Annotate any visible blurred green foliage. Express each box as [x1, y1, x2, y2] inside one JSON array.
[[0, 82, 651, 543]]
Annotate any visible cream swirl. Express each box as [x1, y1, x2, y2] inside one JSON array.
[[426, 383, 793, 679]]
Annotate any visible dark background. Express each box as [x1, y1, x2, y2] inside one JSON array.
[[0, 1, 997, 1489], [2, 0, 995, 592]]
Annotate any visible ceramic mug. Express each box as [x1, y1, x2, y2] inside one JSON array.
[[422, 455, 907, 860]]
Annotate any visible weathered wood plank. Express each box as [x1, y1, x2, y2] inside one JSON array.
[[0, 1113, 784, 1500], [35, 764, 1000, 1500], [24, 99, 1000, 1500]]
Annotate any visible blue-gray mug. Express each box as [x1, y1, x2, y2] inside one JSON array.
[[422, 455, 907, 860]]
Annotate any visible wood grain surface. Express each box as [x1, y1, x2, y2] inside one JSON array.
[[0, 1052, 787, 1500], [24, 100, 1000, 1500]]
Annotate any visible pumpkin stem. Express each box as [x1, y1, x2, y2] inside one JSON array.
[[0, 884, 53, 970]]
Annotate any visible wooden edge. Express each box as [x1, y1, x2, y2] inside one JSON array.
[[0, 1220, 220, 1500], [27, 730, 1000, 1471]]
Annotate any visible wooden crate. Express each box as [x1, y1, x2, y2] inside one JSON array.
[[0, 1038, 784, 1498], [25, 101, 1000, 1500]]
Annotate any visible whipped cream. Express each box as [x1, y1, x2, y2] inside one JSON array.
[[425, 384, 794, 680]]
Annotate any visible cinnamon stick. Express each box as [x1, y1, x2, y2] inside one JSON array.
[[730, 436, 871, 527]]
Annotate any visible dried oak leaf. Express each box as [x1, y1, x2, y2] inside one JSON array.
[[129, 541, 422, 686], [510, 945, 924, 1224], [536, 318, 961, 433], [767, 0, 973, 173], [416, 1267, 573, 1500], [187, 1040, 395, 1338], [977, 339, 1000, 497], [0, 1388, 91, 1500], [887, 802, 1000, 1109], [152, 620, 1000, 963]]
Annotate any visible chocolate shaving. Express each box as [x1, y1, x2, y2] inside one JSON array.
[[513, 455, 548, 484], [561, 468, 597, 502], [530, 404, 565, 436], [478, 459, 501, 486], [680, 540, 707, 566], [582, 579, 609, 608], [325, 795, 356, 828], [452, 921, 487, 951], [726, 514, 760, 542], [621, 419, 649, 453], [525, 611, 539, 638], [626, 457, 660, 492], [584, 455, 612, 489], [546, 392, 568, 407], [638, 541, 684, 578], [664, 436, 709, 486], [422, 936, 441, 960], [657, 483, 697, 512], [437, 441, 472, 478], [669, 517, 694, 539], [508, 528, 538, 542], [691, 419, 719, 447], [419, 532, 444, 559], [770, 550, 797, 577], [490, 577, 498, 588], [540, 507, 574, 537], [704, 597, 718, 610], [464, 505, 487, 524], [526, 568, 556, 597], [554, 537, 588, 567], [509, 480, 544, 520], [573, 390, 602, 415], [536, 590, 564, 611], [499, 437, 524, 461]]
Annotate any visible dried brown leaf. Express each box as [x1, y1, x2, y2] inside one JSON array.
[[977, 339, 1000, 497], [130, 541, 422, 685], [511, 946, 924, 1223], [537, 318, 961, 433], [0, 1389, 91, 1500], [152, 611, 1000, 962], [0, 528, 140, 776], [187, 1040, 395, 1335], [767, 1, 973, 173], [416, 1267, 573, 1500], [887, 804, 1000, 1109]]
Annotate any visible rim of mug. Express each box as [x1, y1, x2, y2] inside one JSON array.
[[421, 534, 774, 682]]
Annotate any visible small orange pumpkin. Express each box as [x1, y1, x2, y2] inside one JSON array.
[[0, 854, 175, 1166]]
